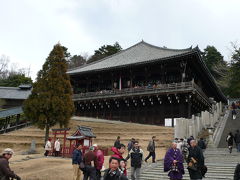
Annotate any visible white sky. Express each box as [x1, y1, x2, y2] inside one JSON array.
[[0, 0, 240, 81]]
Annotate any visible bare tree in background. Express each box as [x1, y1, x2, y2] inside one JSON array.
[[0, 55, 9, 78]]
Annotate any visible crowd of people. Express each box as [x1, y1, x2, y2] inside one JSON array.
[[5, 134, 240, 180], [70, 135, 208, 180], [164, 137, 207, 180], [70, 136, 156, 180]]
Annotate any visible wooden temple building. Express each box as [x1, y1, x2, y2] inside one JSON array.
[[68, 41, 227, 126]]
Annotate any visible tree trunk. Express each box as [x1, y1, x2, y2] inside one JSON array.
[[44, 124, 50, 143]]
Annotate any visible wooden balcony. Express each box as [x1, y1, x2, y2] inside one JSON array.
[[73, 81, 210, 105]]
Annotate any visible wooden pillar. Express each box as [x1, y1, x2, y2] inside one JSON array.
[[63, 130, 67, 157], [86, 77, 89, 92], [119, 75, 122, 90], [130, 69, 133, 88], [188, 100, 192, 118], [111, 73, 114, 90], [144, 67, 148, 86]]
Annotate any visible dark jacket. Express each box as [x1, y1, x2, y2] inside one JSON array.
[[103, 168, 128, 180], [187, 146, 205, 179], [0, 156, 19, 180], [83, 151, 98, 168], [114, 140, 121, 148], [198, 139, 206, 149], [235, 132, 240, 143], [72, 149, 83, 165], [234, 163, 240, 180], [227, 134, 234, 146], [127, 141, 133, 151], [147, 140, 155, 152], [126, 148, 143, 168]]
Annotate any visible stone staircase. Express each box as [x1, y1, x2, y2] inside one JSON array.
[[137, 148, 239, 180], [217, 109, 240, 148]]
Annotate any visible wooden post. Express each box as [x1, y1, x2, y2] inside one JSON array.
[[63, 130, 67, 157], [188, 100, 192, 119]]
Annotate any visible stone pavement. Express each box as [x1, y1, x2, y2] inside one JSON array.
[[130, 148, 240, 180]]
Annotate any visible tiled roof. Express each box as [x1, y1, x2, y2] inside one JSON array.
[[0, 106, 23, 118], [67, 41, 195, 75], [0, 86, 31, 100]]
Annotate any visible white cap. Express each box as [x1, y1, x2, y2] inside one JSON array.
[[93, 144, 98, 147], [2, 148, 14, 155]]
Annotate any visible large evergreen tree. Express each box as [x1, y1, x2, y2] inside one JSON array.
[[202, 46, 225, 79], [87, 42, 122, 64], [23, 43, 74, 142], [227, 44, 240, 97]]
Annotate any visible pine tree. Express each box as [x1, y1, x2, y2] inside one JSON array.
[[228, 43, 240, 97], [23, 43, 74, 142], [87, 42, 122, 64]]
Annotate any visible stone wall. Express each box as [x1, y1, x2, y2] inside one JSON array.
[[174, 102, 223, 140]]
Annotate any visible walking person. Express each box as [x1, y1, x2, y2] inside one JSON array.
[[93, 144, 104, 180], [235, 130, 240, 152], [187, 140, 205, 180], [145, 136, 156, 163], [114, 136, 121, 148], [127, 138, 135, 152], [164, 142, 185, 180], [103, 157, 128, 180], [232, 102, 237, 120], [0, 148, 21, 180], [44, 138, 52, 157], [72, 144, 83, 180], [54, 138, 61, 157], [126, 141, 143, 180], [226, 132, 234, 153], [83, 146, 98, 180], [197, 138, 206, 152]]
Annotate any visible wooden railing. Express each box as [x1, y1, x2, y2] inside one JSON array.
[[73, 81, 196, 100], [0, 122, 31, 134]]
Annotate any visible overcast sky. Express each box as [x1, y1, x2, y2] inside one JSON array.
[[0, 0, 240, 80]]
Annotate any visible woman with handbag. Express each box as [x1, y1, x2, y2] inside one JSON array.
[[164, 142, 185, 180], [187, 140, 205, 180]]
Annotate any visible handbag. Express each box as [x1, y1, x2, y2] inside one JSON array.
[[187, 161, 198, 171]]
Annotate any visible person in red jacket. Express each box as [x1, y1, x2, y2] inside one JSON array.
[[93, 144, 104, 180], [111, 144, 127, 176]]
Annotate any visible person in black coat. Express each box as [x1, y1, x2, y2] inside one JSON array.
[[226, 132, 234, 153], [198, 138, 206, 152], [114, 136, 121, 148], [187, 140, 205, 180], [125, 141, 143, 180], [103, 157, 128, 180], [234, 163, 240, 180]]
